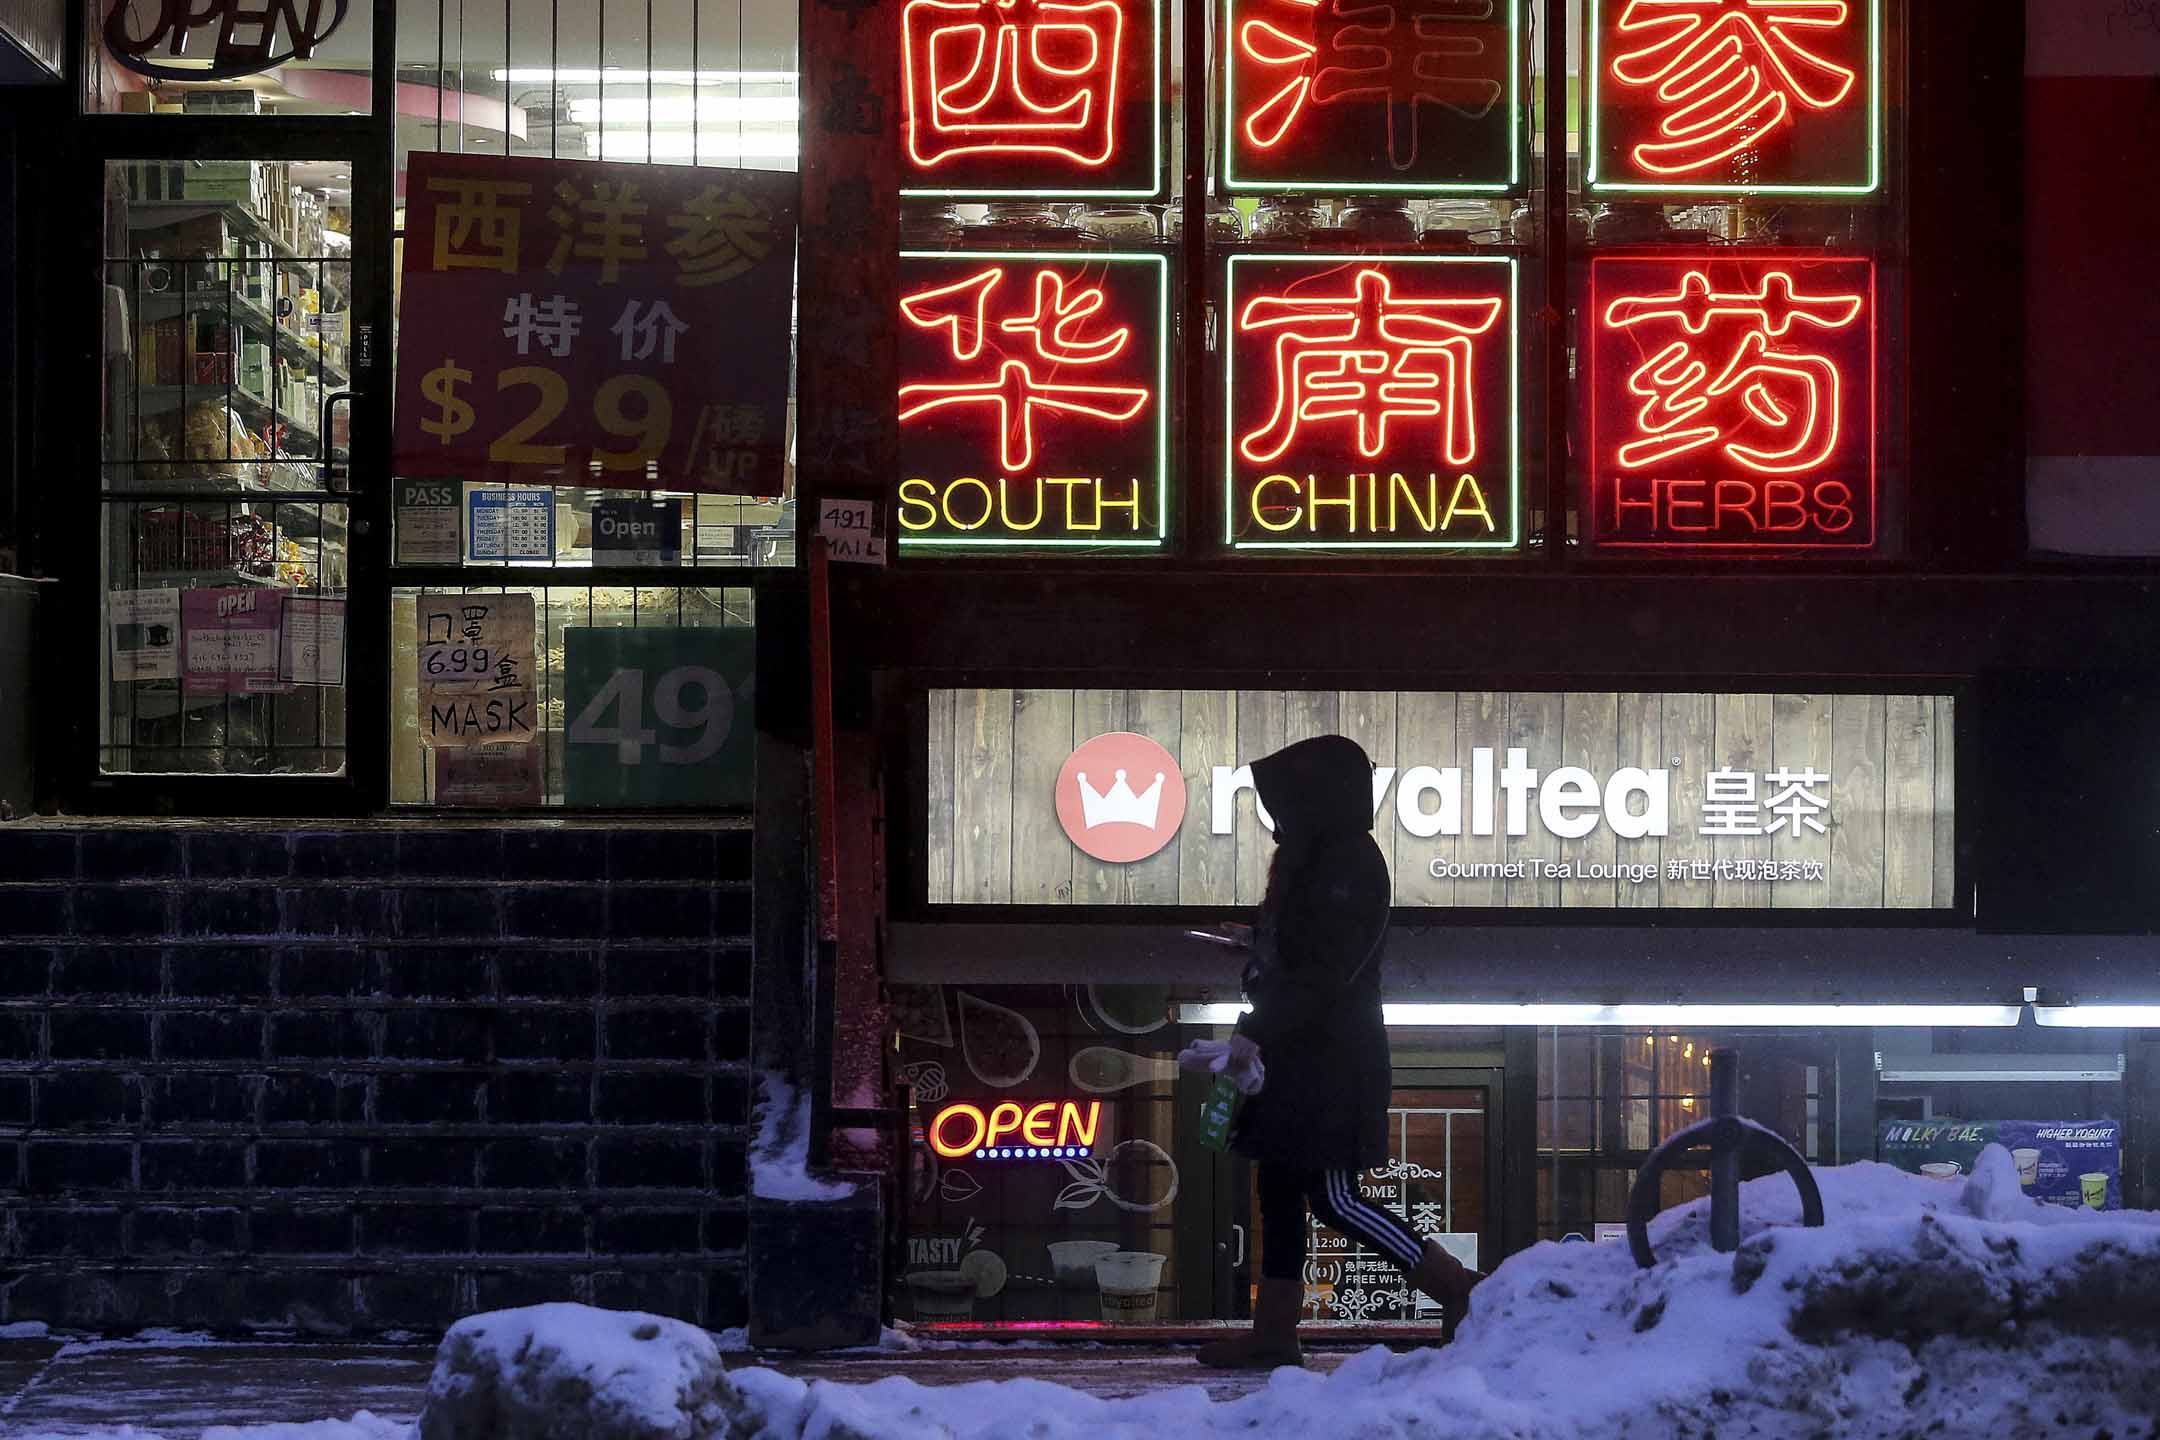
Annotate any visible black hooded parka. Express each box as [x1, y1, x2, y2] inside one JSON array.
[[1229, 735, 1394, 1172]]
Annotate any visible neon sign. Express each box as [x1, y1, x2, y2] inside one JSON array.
[[1224, 254, 1517, 549], [902, 0, 1165, 198], [1587, 0, 1880, 196], [929, 1100, 1103, 1159], [1224, 0, 1517, 193], [1588, 254, 1874, 549], [899, 251, 1169, 550]]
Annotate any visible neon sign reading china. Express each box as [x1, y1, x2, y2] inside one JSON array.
[[1588, 0, 1880, 194], [1226, 255, 1518, 549], [1589, 254, 1874, 549], [898, 252, 1169, 548], [901, 0, 1166, 197]]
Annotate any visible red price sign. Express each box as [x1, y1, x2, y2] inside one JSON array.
[[1223, 254, 1518, 550], [900, 0, 1166, 198], [1223, 0, 1517, 194], [1587, 0, 1881, 196], [393, 152, 798, 495], [1587, 253, 1875, 550], [897, 251, 1169, 550]]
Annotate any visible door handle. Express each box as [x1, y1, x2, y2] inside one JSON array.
[[320, 389, 354, 492], [1231, 1222, 1246, 1268]]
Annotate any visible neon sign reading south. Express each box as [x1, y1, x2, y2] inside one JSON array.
[[1588, 0, 1880, 196], [902, 0, 1165, 198], [1225, 254, 1518, 550], [1588, 254, 1875, 549], [1224, 0, 1518, 193], [898, 251, 1169, 549], [929, 1100, 1103, 1159]]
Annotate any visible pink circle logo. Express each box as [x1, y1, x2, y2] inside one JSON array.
[[1056, 732, 1187, 863]]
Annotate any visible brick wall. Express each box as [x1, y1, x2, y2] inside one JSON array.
[[0, 821, 754, 1336]]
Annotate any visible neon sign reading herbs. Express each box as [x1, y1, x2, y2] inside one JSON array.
[[898, 251, 1169, 550], [901, 0, 1166, 198], [1588, 0, 1881, 195], [1224, 0, 1518, 193], [1224, 254, 1518, 550], [1588, 254, 1874, 550]]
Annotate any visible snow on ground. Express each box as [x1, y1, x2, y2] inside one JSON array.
[[750, 1072, 858, 1203], [13, 1419, 406, 1440], [728, 1146, 2160, 1440]]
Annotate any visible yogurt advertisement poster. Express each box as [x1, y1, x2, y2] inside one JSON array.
[[1879, 1119, 2121, 1210]]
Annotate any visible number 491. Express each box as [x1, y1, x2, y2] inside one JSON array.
[[568, 665, 732, 765]]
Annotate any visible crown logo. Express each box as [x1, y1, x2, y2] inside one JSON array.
[[1077, 768, 1166, 830]]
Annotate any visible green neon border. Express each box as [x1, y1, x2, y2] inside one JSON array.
[[1222, 252, 1521, 551], [896, 249, 1172, 551], [899, 0, 1168, 201], [1220, 0, 1522, 195], [1584, 0, 1883, 198]]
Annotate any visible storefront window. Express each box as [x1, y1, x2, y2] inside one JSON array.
[[98, 157, 355, 776], [87, 1, 377, 116]]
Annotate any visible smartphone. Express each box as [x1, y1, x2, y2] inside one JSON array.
[[1185, 927, 1249, 948]]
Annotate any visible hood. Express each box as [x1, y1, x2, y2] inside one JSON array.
[[1252, 734, 1376, 838]]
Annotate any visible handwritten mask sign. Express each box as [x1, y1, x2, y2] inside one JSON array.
[[395, 152, 799, 496], [416, 592, 537, 748]]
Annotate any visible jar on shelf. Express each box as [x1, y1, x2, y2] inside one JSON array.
[[962, 202, 1068, 240], [1250, 195, 1329, 240], [1421, 199, 1496, 247], [1340, 196, 1418, 243], [1508, 204, 1592, 246], [1164, 199, 1246, 241], [1078, 204, 1161, 243]]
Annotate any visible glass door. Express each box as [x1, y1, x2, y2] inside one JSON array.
[[76, 110, 393, 809], [1215, 1067, 1503, 1325]]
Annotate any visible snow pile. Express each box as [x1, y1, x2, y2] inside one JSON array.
[[750, 1072, 857, 1203], [12, 1419, 405, 1440], [724, 1147, 2160, 1439], [416, 1303, 735, 1440]]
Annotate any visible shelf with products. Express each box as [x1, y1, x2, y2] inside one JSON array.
[[136, 384, 324, 456], [137, 287, 351, 391]]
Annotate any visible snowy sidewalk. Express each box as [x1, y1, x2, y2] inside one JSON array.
[[0, 1331, 1373, 1437]]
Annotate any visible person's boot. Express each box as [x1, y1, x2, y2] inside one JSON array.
[[1409, 1239, 1484, 1342], [1196, 1277, 1305, 1369]]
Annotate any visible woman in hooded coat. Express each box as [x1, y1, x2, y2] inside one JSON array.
[[1196, 734, 1482, 1370]]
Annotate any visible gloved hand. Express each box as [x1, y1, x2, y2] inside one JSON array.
[[1177, 1038, 1265, 1095]]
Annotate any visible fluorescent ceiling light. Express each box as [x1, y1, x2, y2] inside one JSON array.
[[495, 68, 796, 86], [584, 132, 798, 161], [2034, 1005, 2160, 1028], [568, 97, 798, 125], [1178, 1003, 2024, 1028]]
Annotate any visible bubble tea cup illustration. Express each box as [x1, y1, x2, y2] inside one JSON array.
[[2012, 1148, 2041, 1188], [1094, 1250, 1167, 1323], [2081, 1172, 2110, 1209]]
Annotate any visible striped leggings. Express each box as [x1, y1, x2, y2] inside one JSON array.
[[1257, 1163, 1427, 1281]]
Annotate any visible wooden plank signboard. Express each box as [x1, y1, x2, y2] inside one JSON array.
[[925, 689, 1956, 911]]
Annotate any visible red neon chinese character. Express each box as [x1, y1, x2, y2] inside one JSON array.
[[1608, 0, 1858, 177], [1240, 0, 1503, 166], [1237, 267, 1503, 464], [902, 0, 1127, 170], [900, 266, 1150, 473], [1603, 269, 1863, 474]]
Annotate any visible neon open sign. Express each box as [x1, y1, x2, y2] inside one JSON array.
[[1223, 0, 1518, 194], [901, 0, 1166, 198], [1587, 0, 1882, 196], [1224, 254, 1518, 550], [1588, 253, 1875, 549], [929, 1100, 1105, 1159], [897, 251, 1170, 550]]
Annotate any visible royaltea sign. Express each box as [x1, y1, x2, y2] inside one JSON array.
[[927, 687, 1957, 910]]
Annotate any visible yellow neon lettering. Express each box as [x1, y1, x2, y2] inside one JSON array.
[[1045, 476, 1097, 531], [1022, 1105, 1059, 1146], [1059, 1100, 1102, 1148], [998, 477, 1046, 531], [1391, 472, 1437, 533], [946, 476, 995, 531], [1307, 473, 1358, 531], [984, 1101, 1026, 1149], [1443, 473, 1496, 532], [1096, 477, 1143, 532], [898, 478, 939, 532], [1252, 474, 1302, 532]]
